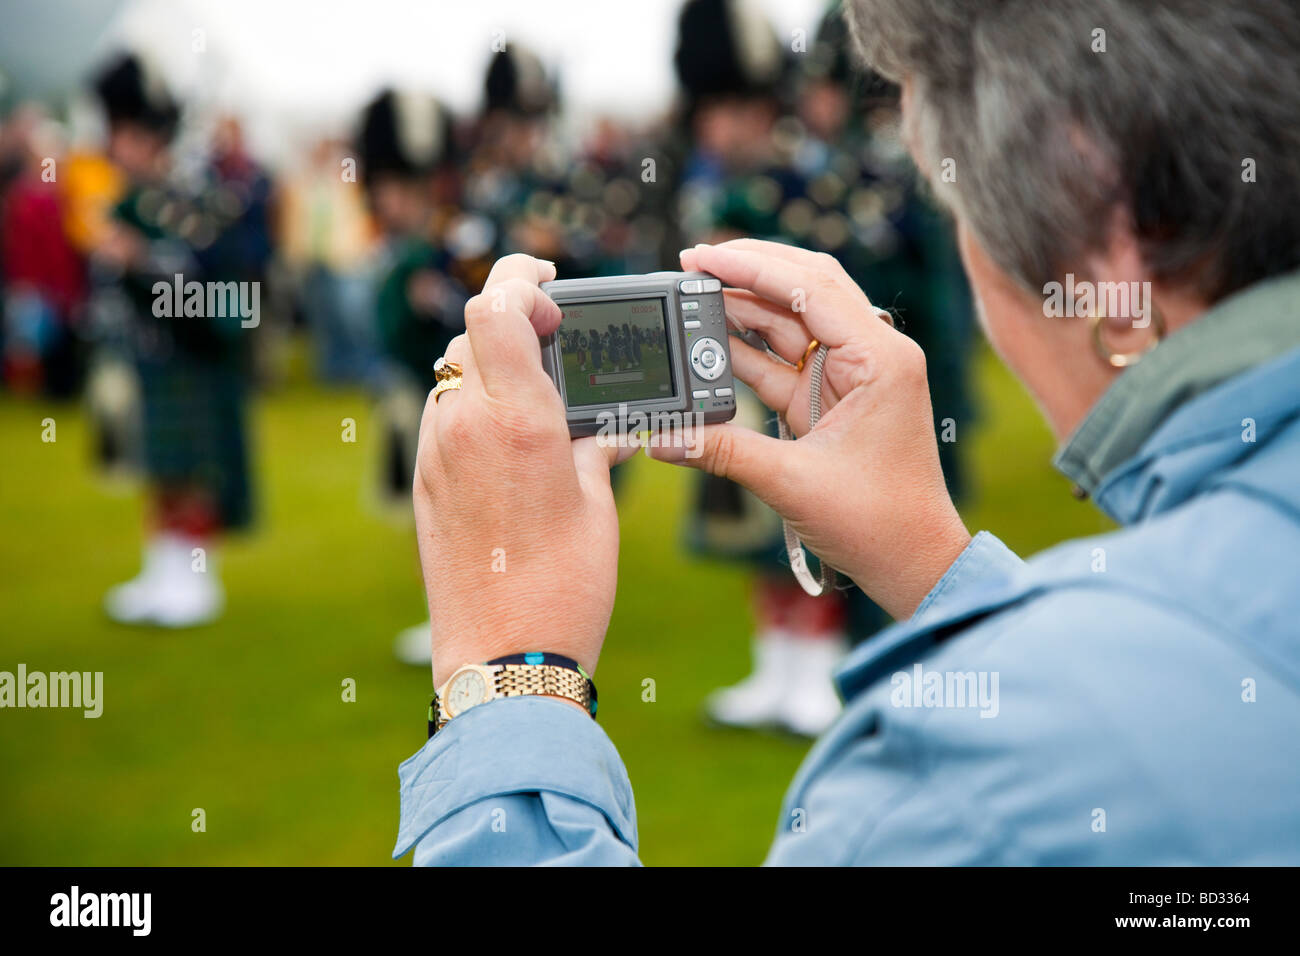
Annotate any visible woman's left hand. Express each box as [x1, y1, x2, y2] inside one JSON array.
[[651, 239, 971, 620], [413, 254, 628, 687]]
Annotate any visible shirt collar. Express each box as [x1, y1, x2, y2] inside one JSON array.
[[1054, 268, 1300, 501]]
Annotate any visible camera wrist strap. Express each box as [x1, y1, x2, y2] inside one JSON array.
[[770, 341, 836, 597]]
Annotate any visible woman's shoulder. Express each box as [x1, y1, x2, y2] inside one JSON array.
[[1018, 489, 1300, 662], [807, 520, 1300, 863]]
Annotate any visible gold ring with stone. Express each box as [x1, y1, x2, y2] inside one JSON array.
[[432, 357, 464, 402]]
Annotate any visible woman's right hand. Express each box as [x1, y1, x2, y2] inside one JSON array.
[[653, 239, 971, 620]]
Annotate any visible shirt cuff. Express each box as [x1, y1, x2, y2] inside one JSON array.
[[910, 530, 1023, 626], [393, 694, 637, 859]]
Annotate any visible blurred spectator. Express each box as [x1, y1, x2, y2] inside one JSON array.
[[278, 136, 381, 385], [0, 105, 87, 397]]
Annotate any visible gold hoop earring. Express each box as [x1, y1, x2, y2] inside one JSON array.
[[1089, 301, 1166, 369]]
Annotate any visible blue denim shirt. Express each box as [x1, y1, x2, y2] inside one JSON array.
[[394, 274, 1300, 865]]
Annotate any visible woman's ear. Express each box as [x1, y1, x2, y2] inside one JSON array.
[[959, 222, 1114, 440], [1083, 207, 1155, 335]]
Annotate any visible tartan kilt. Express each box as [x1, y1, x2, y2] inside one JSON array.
[[137, 354, 253, 531]]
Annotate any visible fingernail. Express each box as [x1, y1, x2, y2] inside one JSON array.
[[645, 437, 686, 464]]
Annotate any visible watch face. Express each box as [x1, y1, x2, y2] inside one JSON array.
[[446, 669, 488, 716]]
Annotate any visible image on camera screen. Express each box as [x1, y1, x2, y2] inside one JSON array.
[[556, 298, 675, 408]]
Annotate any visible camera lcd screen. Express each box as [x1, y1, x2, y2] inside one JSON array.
[[556, 298, 675, 407]]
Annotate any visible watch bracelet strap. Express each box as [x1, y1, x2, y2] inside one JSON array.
[[429, 652, 597, 737], [488, 654, 597, 720]]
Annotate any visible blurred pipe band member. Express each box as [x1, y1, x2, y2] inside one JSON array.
[[672, 0, 847, 737], [355, 88, 469, 664], [389, 44, 602, 667], [671, 0, 976, 737], [95, 53, 269, 629], [789, 2, 978, 679], [464, 44, 571, 278], [396, 0, 1300, 864]]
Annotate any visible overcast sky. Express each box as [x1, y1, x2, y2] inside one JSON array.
[[1, 0, 826, 161]]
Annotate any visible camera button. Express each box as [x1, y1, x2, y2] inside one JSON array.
[[692, 389, 710, 399], [681, 300, 700, 311], [679, 279, 703, 294], [714, 387, 733, 398], [690, 336, 727, 381], [683, 319, 701, 330], [700, 278, 722, 293]]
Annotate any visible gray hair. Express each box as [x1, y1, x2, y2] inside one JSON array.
[[844, 0, 1300, 301]]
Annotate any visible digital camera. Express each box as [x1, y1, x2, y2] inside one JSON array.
[[539, 271, 737, 438]]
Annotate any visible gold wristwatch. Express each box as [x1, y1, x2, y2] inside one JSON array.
[[430, 652, 597, 734]]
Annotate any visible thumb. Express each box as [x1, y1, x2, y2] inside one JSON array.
[[571, 435, 640, 494], [646, 423, 802, 515]]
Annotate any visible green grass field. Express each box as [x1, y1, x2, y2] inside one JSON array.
[[0, 342, 1111, 865]]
